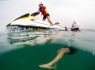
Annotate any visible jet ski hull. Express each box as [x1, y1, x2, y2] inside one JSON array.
[[7, 13, 65, 32]]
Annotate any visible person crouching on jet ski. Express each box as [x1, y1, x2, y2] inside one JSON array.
[[32, 3, 53, 26], [71, 21, 80, 31]]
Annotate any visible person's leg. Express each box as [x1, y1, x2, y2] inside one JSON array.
[[43, 18, 46, 21], [39, 48, 70, 69], [47, 16, 53, 25], [43, 15, 46, 21]]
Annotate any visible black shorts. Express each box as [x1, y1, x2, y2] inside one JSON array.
[[43, 13, 50, 20]]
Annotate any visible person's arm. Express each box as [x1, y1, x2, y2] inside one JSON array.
[[31, 10, 40, 16]]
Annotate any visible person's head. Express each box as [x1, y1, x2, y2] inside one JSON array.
[[73, 21, 77, 24], [65, 47, 77, 54], [39, 2, 43, 7]]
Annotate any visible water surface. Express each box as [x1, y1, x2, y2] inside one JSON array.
[[0, 29, 95, 70]]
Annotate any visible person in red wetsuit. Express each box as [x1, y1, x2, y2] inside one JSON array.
[[32, 3, 53, 26]]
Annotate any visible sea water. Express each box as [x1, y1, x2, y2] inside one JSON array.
[[0, 29, 95, 70]]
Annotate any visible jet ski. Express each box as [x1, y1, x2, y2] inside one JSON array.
[[71, 21, 80, 31], [7, 13, 65, 32]]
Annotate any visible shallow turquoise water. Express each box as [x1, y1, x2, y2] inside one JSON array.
[[0, 30, 95, 70]]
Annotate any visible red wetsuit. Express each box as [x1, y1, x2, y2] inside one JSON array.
[[39, 6, 47, 16], [39, 6, 50, 20], [32, 6, 50, 20]]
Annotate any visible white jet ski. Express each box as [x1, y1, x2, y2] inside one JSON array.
[[7, 13, 65, 32]]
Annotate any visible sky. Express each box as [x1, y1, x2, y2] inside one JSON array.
[[0, 0, 95, 33]]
